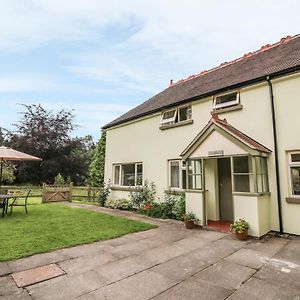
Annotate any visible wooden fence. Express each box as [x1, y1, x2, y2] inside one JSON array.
[[3, 184, 103, 203]]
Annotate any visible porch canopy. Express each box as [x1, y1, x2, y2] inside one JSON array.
[[181, 114, 271, 160]]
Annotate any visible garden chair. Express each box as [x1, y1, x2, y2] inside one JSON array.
[[0, 188, 8, 217], [9, 190, 31, 215]]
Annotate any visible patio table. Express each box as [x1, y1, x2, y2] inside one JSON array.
[[0, 194, 19, 216]]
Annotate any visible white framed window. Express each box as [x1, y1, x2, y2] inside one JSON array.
[[161, 109, 177, 125], [288, 152, 300, 196], [187, 159, 203, 190], [160, 105, 192, 126], [169, 160, 186, 190], [113, 163, 143, 186], [213, 91, 239, 109], [233, 156, 254, 193], [255, 157, 269, 193]]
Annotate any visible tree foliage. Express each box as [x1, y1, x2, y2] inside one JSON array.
[[89, 130, 106, 186], [7, 104, 95, 185]]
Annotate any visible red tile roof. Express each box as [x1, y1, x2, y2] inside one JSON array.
[[104, 34, 300, 129]]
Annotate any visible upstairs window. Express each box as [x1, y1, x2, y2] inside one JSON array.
[[160, 105, 192, 126], [213, 91, 239, 109], [288, 152, 300, 196], [113, 163, 143, 187]]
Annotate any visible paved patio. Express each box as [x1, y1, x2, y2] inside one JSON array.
[[1, 203, 300, 299]]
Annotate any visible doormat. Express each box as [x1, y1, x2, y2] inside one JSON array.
[[12, 263, 65, 287]]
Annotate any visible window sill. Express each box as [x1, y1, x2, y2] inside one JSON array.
[[111, 185, 142, 192], [211, 104, 243, 114], [160, 119, 193, 130], [164, 189, 185, 196], [233, 192, 271, 197], [184, 189, 204, 193], [286, 197, 300, 204]]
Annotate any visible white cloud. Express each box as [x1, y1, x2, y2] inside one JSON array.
[[0, 73, 59, 92]]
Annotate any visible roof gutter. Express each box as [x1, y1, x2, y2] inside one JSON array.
[[267, 76, 283, 235]]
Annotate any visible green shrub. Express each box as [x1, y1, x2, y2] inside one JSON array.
[[160, 194, 176, 219], [98, 181, 111, 207], [54, 173, 65, 185], [129, 180, 156, 210], [173, 194, 186, 220], [105, 198, 133, 210]]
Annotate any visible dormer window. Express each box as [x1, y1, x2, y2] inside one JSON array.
[[160, 105, 192, 127], [213, 91, 239, 109]]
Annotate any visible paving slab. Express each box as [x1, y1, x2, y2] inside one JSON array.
[[228, 277, 300, 300], [58, 251, 115, 275], [0, 261, 10, 276], [78, 270, 176, 300], [27, 269, 108, 300], [273, 239, 300, 265], [93, 254, 155, 284], [0, 276, 21, 296], [150, 252, 210, 281], [193, 230, 227, 241], [254, 258, 300, 289], [225, 248, 269, 269], [7, 250, 71, 274], [153, 277, 233, 300], [173, 236, 210, 251], [0, 289, 32, 300], [12, 263, 65, 287], [141, 243, 188, 265], [245, 236, 288, 257], [194, 261, 256, 290]]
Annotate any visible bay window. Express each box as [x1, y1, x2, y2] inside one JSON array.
[[187, 159, 202, 190], [113, 163, 143, 186]]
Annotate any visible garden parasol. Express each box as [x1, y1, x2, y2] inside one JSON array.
[[0, 146, 42, 188]]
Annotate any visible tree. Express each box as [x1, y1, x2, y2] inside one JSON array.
[[8, 104, 94, 185], [89, 130, 106, 186]]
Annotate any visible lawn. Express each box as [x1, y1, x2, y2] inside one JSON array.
[[0, 204, 156, 261]]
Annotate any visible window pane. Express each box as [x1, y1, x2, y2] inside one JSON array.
[[182, 169, 186, 189], [291, 153, 300, 162], [170, 161, 180, 188], [234, 175, 250, 192], [122, 164, 135, 186], [162, 110, 176, 120], [256, 157, 262, 174], [215, 92, 237, 105], [291, 167, 300, 195], [188, 159, 202, 174], [233, 156, 251, 173], [114, 165, 120, 185], [179, 106, 192, 122], [257, 174, 263, 193], [136, 164, 143, 186]]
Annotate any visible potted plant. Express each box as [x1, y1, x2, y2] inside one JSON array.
[[184, 212, 199, 229], [230, 219, 250, 240]]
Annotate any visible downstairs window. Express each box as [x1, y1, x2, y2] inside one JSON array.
[[113, 163, 143, 186]]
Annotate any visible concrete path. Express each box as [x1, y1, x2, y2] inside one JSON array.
[[1, 203, 300, 299]]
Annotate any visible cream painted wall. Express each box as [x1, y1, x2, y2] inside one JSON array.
[[271, 73, 300, 235], [104, 72, 300, 236], [185, 192, 204, 225]]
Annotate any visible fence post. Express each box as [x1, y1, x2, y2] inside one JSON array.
[[69, 182, 73, 202], [42, 183, 46, 203], [87, 185, 91, 201]]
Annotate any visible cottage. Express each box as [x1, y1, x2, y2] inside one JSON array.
[[103, 34, 300, 237]]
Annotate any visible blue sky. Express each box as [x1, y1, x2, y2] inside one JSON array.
[[0, 0, 300, 140]]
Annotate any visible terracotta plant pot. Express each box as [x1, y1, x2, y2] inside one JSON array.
[[185, 220, 195, 229], [235, 230, 249, 241]]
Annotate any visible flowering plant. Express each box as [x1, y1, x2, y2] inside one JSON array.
[[183, 212, 199, 222], [144, 203, 154, 211], [230, 219, 249, 233]]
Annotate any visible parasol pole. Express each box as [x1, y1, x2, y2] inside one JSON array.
[[0, 158, 3, 189]]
